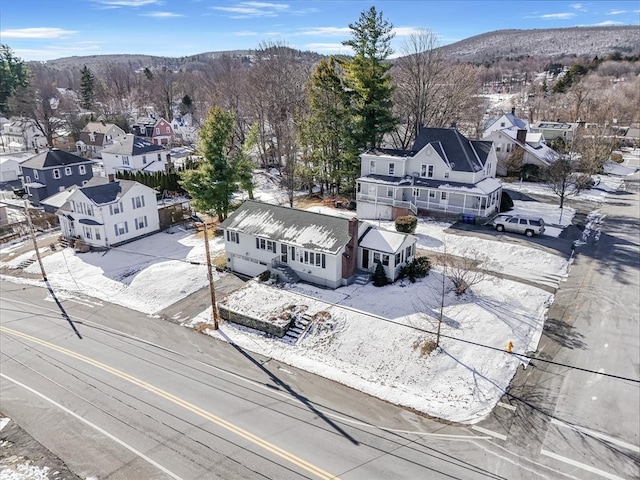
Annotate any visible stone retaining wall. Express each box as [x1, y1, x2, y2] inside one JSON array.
[[218, 304, 291, 337]]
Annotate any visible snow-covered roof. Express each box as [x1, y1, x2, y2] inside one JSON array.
[[40, 186, 76, 209], [359, 226, 414, 254], [102, 134, 163, 156], [219, 200, 355, 254]]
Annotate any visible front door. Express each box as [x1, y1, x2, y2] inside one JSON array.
[[362, 249, 369, 269], [281, 243, 288, 263]]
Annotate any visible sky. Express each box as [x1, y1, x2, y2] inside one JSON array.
[[0, 0, 639, 61]]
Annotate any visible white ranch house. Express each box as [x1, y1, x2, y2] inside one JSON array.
[[219, 201, 417, 289], [356, 127, 502, 220], [55, 177, 160, 248]]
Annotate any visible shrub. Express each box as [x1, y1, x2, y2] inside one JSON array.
[[372, 262, 390, 287], [258, 270, 271, 282], [400, 256, 431, 283], [499, 191, 514, 212], [395, 215, 418, 234], [412, 338, 438, 356]]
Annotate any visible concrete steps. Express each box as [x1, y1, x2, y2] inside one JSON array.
[[283, 313, 313, 344]]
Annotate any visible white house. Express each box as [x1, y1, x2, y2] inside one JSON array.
[[76, 122, 126, 158], [356, 127, 502, 221], [483, 108, 529, 138], [55, 177, 160, 248], [218, 200, 417, 289], [483, 109, 560, 175], [1, 118, 48, 152], [0, 152, 32, 183], [100, 134, 169, 176]]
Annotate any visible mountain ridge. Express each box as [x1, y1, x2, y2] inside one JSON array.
[[38, 25, 640, 70]]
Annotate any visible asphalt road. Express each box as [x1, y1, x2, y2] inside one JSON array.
[[1, 167, 639, 479], [474, 171, 640, 479], [1, 284, 522, 480]]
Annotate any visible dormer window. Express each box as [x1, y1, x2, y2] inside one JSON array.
[[500, 122, 506, 127], [388, 163, 395, 175], [370, 160, 376, 173]]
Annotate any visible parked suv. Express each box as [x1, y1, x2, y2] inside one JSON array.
[[493, 215, 545, 237]]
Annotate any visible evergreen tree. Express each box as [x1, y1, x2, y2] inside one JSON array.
[[80, 65, 96, 110], [0, 45, 29, 116], [373, 262, 389, 287], [303, 56, 359, 195], [179, 107, 241, 221], [341, 6, 396, 149]]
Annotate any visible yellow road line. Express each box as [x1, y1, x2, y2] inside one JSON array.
[[0, 326, 339, 480]]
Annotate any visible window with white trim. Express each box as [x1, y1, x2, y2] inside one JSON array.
[[441, 191, 447, 200], [388, 163, 395, 175], [413, 188, 419, 197], [157, 153, 162, 161], [387, 187, 393, 197], [444, 171, 449, 178], [95, 229, 101, 240], [79, 165, 86, 174], [109, 202, 124, 215], [25, 175, 31, 183], [226, 230, 239, 243], [156, 127, 160, 134], [420, 164, 434, 178], [114, 221, 128, 236], [134, 216, 148, 230], [429, 190, 435, 198], [405, 244, 413, 258], [301, 250, 326, 268], [65, 167, 72, 176], [33, 170, 39, 180], [84, 226, 92, 239], [373, 252, 381, 264], [382, 254, 389, 266], [256, 238, 276, 253], [369, 160, 376, 173], [142, 155, 147, 164], [53, 169, 61, 179], [131, 195, 145, 209]]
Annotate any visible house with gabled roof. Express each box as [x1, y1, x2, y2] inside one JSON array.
[[483, 108, 529, 138], [100, 134, 170, 176], [219, 200, 417, 288], [19, 149, 95, 206], [131, 117, 174, 146], [482, 109, 559, 175], [356, 126, 502, 221], [76, 122, 126, 158], [55, 176, 160, 248]]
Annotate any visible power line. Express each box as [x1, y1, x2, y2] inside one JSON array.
[[28, 233, 638, 383]]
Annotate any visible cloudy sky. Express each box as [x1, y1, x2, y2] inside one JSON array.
[[1, 0, 638, 61]]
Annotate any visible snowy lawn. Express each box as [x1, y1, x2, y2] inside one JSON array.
[[190, 272, 551, 424], [6, 167, 623, 423]]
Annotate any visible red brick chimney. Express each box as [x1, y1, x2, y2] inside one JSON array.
[[342, 217, 359, 279], [516, 129, 527, 144]]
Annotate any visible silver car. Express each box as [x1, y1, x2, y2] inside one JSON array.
[[493, 215, 545, 237]]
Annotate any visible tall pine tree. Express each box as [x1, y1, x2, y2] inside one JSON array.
[[342, 6, 396, 149], [80, 65, 95, 111], [179, 107, 243, 221]]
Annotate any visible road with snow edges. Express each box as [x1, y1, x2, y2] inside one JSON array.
[[1, 154, 638, 479]]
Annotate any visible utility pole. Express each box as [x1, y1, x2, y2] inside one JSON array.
[[202, 222, 219, 329], [24, 199, 47, 281]]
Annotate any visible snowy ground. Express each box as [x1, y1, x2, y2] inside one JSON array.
[[0, 157, 634, 427]]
